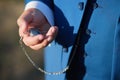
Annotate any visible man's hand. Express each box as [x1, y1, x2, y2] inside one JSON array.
[[17, 8, 58, 50]]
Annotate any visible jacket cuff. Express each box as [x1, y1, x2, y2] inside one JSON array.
[[25, 1, 54, 26]]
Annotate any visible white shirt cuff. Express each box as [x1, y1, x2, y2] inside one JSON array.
[[25, 1, 54, 26]]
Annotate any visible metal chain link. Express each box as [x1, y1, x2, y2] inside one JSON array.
[[19, 37, 69, 75]]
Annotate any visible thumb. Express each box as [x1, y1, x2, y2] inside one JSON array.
[[17, 11, 33, 36], [18, 18, 28, 37]]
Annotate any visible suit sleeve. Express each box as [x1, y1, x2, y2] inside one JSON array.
[[25, 0, 54, 26]]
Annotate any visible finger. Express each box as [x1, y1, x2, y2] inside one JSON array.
[[19, 25, 28, 37], [30, 39, 49, 50], [23, 35, 44, 46], [29, 26, 58, 50], [46, 26, 58, 42], [19, 23, 34, 38]]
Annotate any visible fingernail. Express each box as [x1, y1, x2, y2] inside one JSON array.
[[51, 27, 55, 33], [47, 36, 52, 42], [39, 35, 44, 41]]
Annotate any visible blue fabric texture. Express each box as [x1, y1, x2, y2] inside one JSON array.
[[25, 0, 120, 80]]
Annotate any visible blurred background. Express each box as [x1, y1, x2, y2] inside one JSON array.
[[0, 0, 44, 80]]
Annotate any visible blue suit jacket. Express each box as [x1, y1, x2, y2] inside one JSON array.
[[25, 0, 120, 80]]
